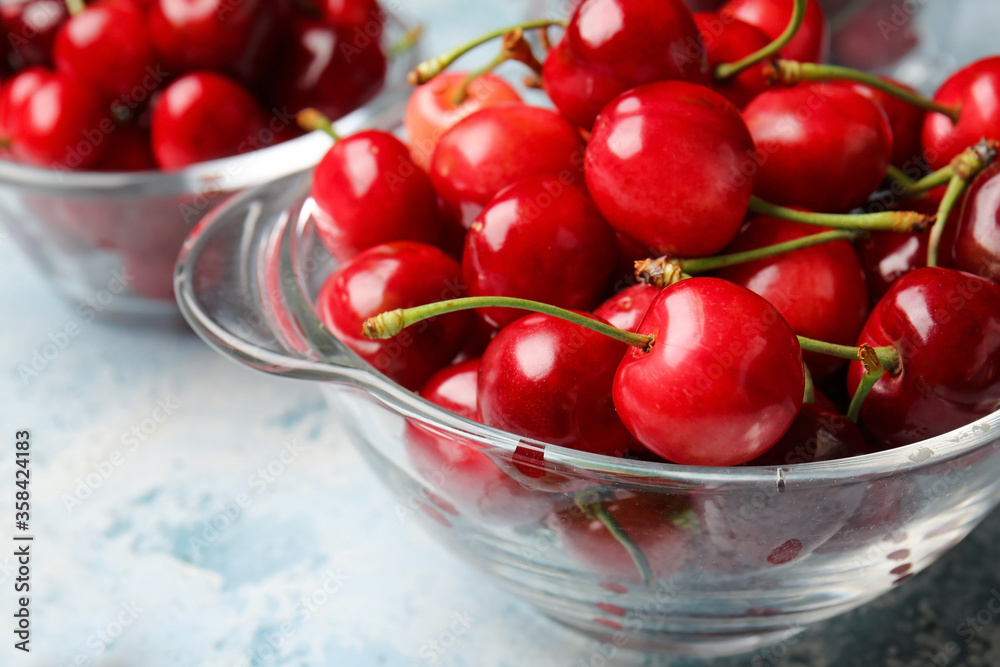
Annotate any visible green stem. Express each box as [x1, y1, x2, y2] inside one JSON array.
[[452, 28, 542, 106], [905, 166, 954, 197], [387, 25, 425, 60], [797, 336, 900, 374], [296, 108, 340, 140], [927, 175, 968, 267], [803, 364, 815, 405], [683, 229, 865, 273], [749, 196, 932, 233], [452, 52, 509, 106], [65, 0, 85, 15], [363, 297, 654, 350], [847, 345, 885, 423], [575, 490, 655, 587], [885, 164, 917, 189], [409, 19, 567, 85], [715, 0, 807, 80], [764, 60, 962, 123]]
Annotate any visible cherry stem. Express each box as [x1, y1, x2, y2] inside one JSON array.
[[575, 489, 655, 587], [763, 60, 962, 123], [452, 29, 542, 106], [409, 19, 567, 85], [847, 345, 885, 423], [802, 364, 815, 405], [927, 139, 999, 266], [387, 25, 425, 60], [884, 164, 917, 189], [749, 196, 933, 233], [635, 229, 864, 288], [797, 337, 900, 374], [65, 0, 85, 15], [715, 0, 807, 80], [296, 108, 340, 141], [362, 296, 654, 350]]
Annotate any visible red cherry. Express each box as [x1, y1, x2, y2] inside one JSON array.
[[310, 130, 443, 262], [922, 56, 1000, 171], [0, 0, 68, 69], [53, 0, 157, 100], [943, 162, 1000, 284], [541, 0, 708, 130], [594, 283, 660, 333], [715, 217, 870, 377], [90, 123, 156, 171], [546, 490, 692, 582], [404, 359, 551, 526], [694, 11, 772, 108], [316, 241, 472, 390], [844, 77, 925, 171], [150, 72, 270, 169], [741, 83, 893, 212], [267, 15, 386, 122], [147, 0, 289, 83], [321, 0, 382, 29], [847, 267, 1000, 447], [12, 70, 109, 170], [829, 0, 919, 71], [478, 312, 635, 457], [462, 176, 619, 330], [613, 278, 804, 466], [0, 66, 48, 156], [429, 103, 585, 230], [856, 196, 939, 303], [720, 0, 830, 64], [585, 81, 757, 257], [747, 403, 869, 466], [403, 72, 521, 170]]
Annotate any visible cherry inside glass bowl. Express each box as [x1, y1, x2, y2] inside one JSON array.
[[0, 16, 419, 325], [173, 168, 1000, 658]]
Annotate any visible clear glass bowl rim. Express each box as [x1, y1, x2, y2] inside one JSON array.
[[175, 152, 1000, 492]]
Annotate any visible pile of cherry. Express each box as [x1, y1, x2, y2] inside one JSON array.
[[308, 0, 1000, 483], [0, 0, 388, 171]]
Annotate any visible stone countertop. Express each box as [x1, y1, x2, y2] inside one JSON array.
[[2, 2, 1000, 665]]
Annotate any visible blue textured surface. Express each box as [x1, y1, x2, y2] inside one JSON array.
[[2, 1, 1000, 665]]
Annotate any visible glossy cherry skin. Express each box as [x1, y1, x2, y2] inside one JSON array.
[[847, 267, 1000, 447], [403, 72, 521, 170], [12, 71, 109, 169], [0, 66, 48, 153], [944, 162, 1000, 284], [586, 81, 756, 257], [403, 359, 550, 526], [147, 0, 289, 83], [747, 403, 868, 466], [856, 196, 939, 303], [720, 0, 829, 64], [478, 313, 634, 457], [150, 72, 270, 169], [694, 12, 771, 108], [430, 103, 585, 230], [541, 0, 708, 130], [546, 490, 693, 582], [316, 241, 472, 391], [742, 83, 893, 212], [462, 176, 619, 330], [0, 0, 68, 69], [613, 278, 804, 466], [922, 57, 1000, 171], [322, 0, 383, 29], [715, 217, 870, 377], [594, 283, 660, 333], [844, 78, 925, 171], [53, 0, 157, 100], [310, 130, 443, 262], [268, 15, 386, 121]]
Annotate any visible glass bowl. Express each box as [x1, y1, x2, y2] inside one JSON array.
[[174, 170, 1000, 658], [0, 17, 420, 325]]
